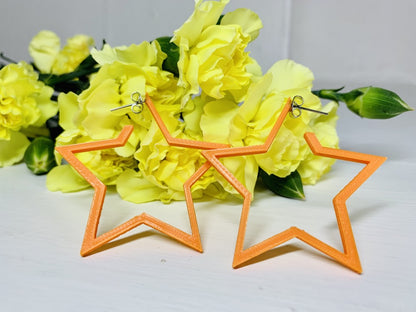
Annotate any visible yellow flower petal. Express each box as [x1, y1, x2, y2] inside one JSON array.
[[221, 8, 263, 42], [91, 41, 163, 67], [266, 59, 314, 93], [215, 155, 258, 196], [32, 84, 57, 127], [234, 72, 273, 125], [182, 95, 205, 137], [134, 111, 226, 203], [79, 79, 126, 139], [29, 30, 60, 73], [116, 169, 164, 203], [46, 164, 90, 192], [51, 34, 94, 74], [58, 92, 79, 130], [90, 44, 117, 65], [200, 97, 238, 143], [255, 126, 308, 177], [298, 101, 339, 184], [172, 0, 229, 47], [0, 131, 30, 167], [29, 30, 94, 74]]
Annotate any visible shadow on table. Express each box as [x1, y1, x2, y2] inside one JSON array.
[[86, 229, 185, 255]]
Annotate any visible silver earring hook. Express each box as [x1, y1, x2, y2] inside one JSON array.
[[290, 95, 328, 118], [110, 92, 144, 114]]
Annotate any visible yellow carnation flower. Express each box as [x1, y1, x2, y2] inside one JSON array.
[[47, 127, 137, 192], [230, 60, 329, 178], [0, 62, 57, 167], [47, 41, 185, 195], [47, 92, 139, 192], [184, 93, 255, 197], [81, 42, 184, 142], [52, 34, 94, 74], [199, 59, 339, 196], [125, 110, 225, 204], [172, 0, 262, 103], [29, 30, 94, 74]]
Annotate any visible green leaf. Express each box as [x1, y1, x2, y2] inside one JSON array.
[[38, 54, 98, 94], [155, 36, 180, 77], [45, 114, 63, 140], [258, 168, 305, 200]]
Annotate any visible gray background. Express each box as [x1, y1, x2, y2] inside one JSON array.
[[2, 0, 415, 87]]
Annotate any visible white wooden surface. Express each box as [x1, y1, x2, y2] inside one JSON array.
[[1, 85, 415, 311], [1, 1, 416, 311]]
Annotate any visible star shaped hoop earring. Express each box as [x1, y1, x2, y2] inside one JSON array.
[[199, 95, 386, 273], [57, 92, 228, 256], [232, 131, 386, 273]]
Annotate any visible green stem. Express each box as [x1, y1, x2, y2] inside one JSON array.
[[312, 87, 345, 102], [0, 51, 18, 64], [39, 67, 98, 87]]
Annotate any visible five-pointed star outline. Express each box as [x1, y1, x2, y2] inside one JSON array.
[[199, 99, 386, 273], [56, 94, 228, 257]]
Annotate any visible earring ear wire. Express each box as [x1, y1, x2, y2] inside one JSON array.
[[290, 95, 328, 118], [110, 92, 144, 114]]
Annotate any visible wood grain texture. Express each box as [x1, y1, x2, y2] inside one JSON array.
[[1, 84, 415, 311]]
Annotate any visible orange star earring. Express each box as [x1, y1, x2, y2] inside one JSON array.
[[199, 95, 386, 273], [232, 131, 386, 273], [56, 93, 228, 256]]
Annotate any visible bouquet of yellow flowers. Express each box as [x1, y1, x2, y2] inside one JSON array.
[[0, 0, 412, 203]]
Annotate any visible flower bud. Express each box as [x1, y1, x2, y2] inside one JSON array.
[[342, 86, 412, 119], [24, 137, 57, 175], [313, 86, 413, 119]]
